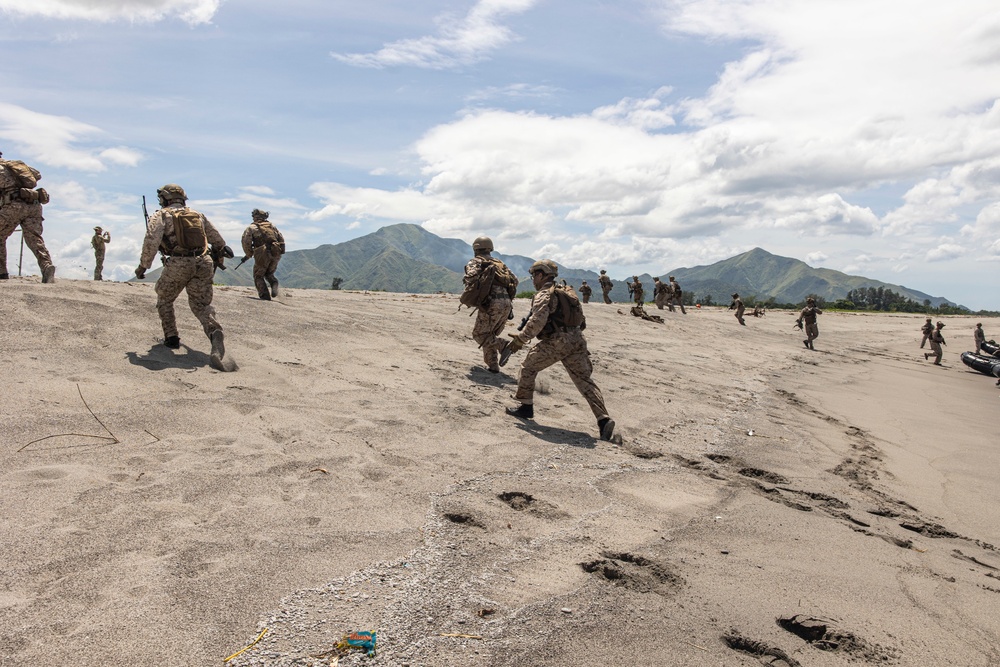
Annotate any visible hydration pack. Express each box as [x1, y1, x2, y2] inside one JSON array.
[[166, 208, 208, 252]]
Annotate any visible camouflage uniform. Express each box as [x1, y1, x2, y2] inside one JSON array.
[[241, 212, 284, 300], [139, 202, 226, 342], [92, 227, 111, 280], [0, 158, 54, 281], [925, 323, 945, 365], [798, 302, 822, 349], [668, 277, 686, 314], [974, 323, 985, 354], [653, 278, 668, 310], [629, 277, 644, 305], [731, 294, 746, 325], [465, 253, 513, 372], [919, 319, 933, 348], [598, 271, 613, 304], [511, 277, 609, 420], [579, 281, 592, 303]]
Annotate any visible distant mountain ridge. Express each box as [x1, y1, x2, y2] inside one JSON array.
[[142, 223, 957, 307]]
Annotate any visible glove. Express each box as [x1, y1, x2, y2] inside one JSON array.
[[222, 245, 235, 259], [506, 333, 525, 353], [134, 265, 146, 280]]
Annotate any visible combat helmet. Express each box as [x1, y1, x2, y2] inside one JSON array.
[[472, 236, 494, 253], [529, 259, 558, 276], [252, 208, 269, 221], [157, 183, 187, 207], [600, 269, 606, 274], [94, 226, 102, 232], [732, 292, 739, 298]]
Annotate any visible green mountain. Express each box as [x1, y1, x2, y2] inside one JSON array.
[[666, 248, 955, 307], [138, 225, 956, 307]]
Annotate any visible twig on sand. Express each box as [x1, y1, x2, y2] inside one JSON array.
[[438, 633, 483, 639], [683, 640, 708, 651], [76, 384, 119, 443], [224, 628, 267, 662], [17, 384, 120, 452]]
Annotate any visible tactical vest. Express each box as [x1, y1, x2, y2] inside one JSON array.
[[254, 221, 285, 253], [542, 284, 586, 335], [460, 257, 518, 309]]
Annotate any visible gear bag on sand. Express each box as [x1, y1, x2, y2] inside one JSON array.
[[461, 258, 518, 309], [166, 208, 208, 252], [2, 160, 41, 189]]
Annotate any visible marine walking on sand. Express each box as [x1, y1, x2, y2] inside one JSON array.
[[924, 321, 946, 365], [668, 276, 686, 313], [598, 269, 613, 304], [461, 236, 518, 373], [240, 209, 285, 300], [920, 317, 933, 348], [0, 149, 55, 282], [797, 297, 822, 350], [501, 259, 616, 442], [730, 293, 746, 326], [92, 226, 111, 280], [579, 280, 592, 303], [135, 183, 236, 371], [653, 277, 669, 310], [628, 275, 644, 306]]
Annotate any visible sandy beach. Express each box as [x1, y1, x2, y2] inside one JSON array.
[[1, 276, 998, 666]]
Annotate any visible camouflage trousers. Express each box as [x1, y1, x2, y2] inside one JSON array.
[[671, 295, 686, 314], [735, 305, 745, 325], [514, 328, 609, 420], [633, 289, 644, 305], [472, 296, 511, 370], [94, 249, 105, 280], [805, 321, 819, 343], [654, 291, 668, 310], [927, 340, 943, 364], [155, 255, 221, 340], [0, 202, 53, 275], [920, 332, 930, 348], [602, 287, 612, 304], [253, 246, 281, 297]]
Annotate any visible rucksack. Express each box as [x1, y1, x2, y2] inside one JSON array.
[[255, 221, 285, 254], [166, 208, 208, 252], [460, 258, 517, 309], [2, 160, 41, 188], [549, 284, 586, 329]]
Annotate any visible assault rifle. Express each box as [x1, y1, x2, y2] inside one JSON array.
[[142, 195, 167, 265], [209, 245, 235, 272], [233, 255, 250, 271]]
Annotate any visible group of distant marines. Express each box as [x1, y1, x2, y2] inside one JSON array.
[[2, 152, 993, 433]]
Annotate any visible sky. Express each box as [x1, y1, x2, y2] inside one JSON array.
[[1, 0, 998, 309]]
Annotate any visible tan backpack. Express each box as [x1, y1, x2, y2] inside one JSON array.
[[549, 284, 586, 329], [2, 160, 41, 188], [255, 221, 285, 254], [460, 258, 518, 309], [165, 208, 208, 252]]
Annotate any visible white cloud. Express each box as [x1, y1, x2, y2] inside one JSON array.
[[806, 252, 828, 264], [926, 243, 965, 262], [332, 0, 538, 69], [240, 185, 276, 196], [0, 103, 143, 172], [0, 0, 221, 24]]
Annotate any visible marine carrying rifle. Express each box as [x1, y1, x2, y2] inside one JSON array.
[[233, 255, 250, 271]]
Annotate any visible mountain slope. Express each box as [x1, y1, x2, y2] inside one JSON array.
[[138, 225, 957, 307]]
